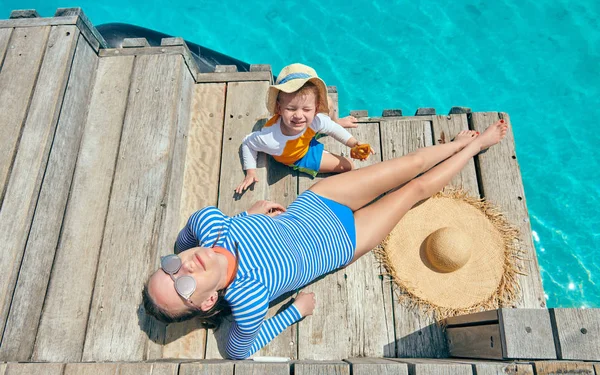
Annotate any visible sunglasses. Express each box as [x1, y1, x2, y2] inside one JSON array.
[[160, 254, 198, 302]]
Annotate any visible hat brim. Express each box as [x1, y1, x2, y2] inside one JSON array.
[[378, 189, 522, 318], [266, 77, 330, 115]]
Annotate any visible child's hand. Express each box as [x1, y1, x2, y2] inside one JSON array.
[[350, 142, 375, 160], [293, 291, 316, 317], [235, 169, 259, 194], [336, 115, 358, 129], [247, 200, 286, 216]]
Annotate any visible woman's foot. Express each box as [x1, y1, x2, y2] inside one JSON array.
[[471, 119, 509, 152], [452, 130, 479, 149]]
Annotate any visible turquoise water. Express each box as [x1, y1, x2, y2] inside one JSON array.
[[2, 1, 598, 308]]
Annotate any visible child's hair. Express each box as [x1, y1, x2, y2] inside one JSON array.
[[277, 81, 320, 108]]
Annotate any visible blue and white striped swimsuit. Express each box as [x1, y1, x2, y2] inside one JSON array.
[[175, 190, 356, 359]]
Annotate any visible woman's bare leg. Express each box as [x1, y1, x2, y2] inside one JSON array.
[[349, 120, 508, 263], [310, 130, 478, 211], [318, 152, 354, 173]]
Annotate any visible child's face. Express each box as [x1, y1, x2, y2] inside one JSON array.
[[276, 90, 318, 136]]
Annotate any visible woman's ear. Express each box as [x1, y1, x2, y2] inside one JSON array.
[[200, 291, 219, 312]]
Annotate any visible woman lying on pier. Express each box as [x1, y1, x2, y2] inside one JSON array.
[[142, 119, 509, 360]]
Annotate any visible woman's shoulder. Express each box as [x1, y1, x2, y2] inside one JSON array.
[[225, 276, 269, 306]]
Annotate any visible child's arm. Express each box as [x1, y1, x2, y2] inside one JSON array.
[[315, 114, 362, 147], [236, 133, 262, 194], [335, 115, 358, 129]]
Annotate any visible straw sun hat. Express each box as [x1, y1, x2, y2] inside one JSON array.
[[266, 63, 330, 115], [378, 189, 524, 318]]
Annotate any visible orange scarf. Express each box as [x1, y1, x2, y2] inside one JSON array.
[[213, 246, 237, 287]]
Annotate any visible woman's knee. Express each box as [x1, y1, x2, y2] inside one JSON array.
[[404, 178, 429, 200], [406, 152, 426, 173]]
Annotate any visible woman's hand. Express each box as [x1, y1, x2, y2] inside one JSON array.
[[247, 200, 286, 217], [235, 169, 258, 194], [293, 291, 316, 317]]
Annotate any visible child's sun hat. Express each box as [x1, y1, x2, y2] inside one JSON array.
[[266, 63, 329, 115], [377, 189, 524, 319]]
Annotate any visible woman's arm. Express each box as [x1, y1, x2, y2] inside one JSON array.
[[225, 285, 309, 359]]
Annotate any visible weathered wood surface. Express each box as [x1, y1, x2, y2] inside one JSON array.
[[64, 362, 179, 374], [0, 26, 49, 204], [1, 363, 64, 374], [345, 357, 408, 375], [32, 55, 134, 362], [207, 80, 298, 359], [473, 362, 533, 375], [0, 28, 12, 62], [499, 308, 556, 359], [196, 71, 272, 83], [179, 360, 235, 375], [159, 83, 228, 359], [550, 308, 600, 361], [379, 119, 449, 358], [447, 324, 503, 359], [82, 54, 187, 361], [445, 310, 499, 326], [533, 361, 595, 375], [297, 123, 395, 359], [145, 55, 196, 360], [0, 16, 79, 28], [0, 24, 78, 348], [470, 112, 544, 309], [0, 31, 95, 361], [430, 114, 478, 194], [294, 361, 350, 375], [235, 362, 289, 375], [391, 358, 473, 375], [9, 10, 40, 19], [54, 8, 108, 52]]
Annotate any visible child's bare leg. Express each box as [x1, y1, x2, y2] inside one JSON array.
[[318, 152, 354, 173], [310, 129, 479, 211], [350, 120, 508, 263]]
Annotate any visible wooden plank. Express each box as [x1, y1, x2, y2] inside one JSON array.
[[379, 119, 449, 357], [0, 31, 95, 362], [534, 361, 595, 375], [446, 324, 503, 359], [473, 362, 533, 375], [355, 115, 436, 122], [550, 308, 600, 361], [158, 83, 226, 359], [445, 310, 499, 327], [0, 26, 50, 205], [4, 363, 64, 374], [297, 123, 394, 359], [55, 8, 108, 52], [391, 359, 472, 375], [179, 361, 235, 375], [430, 114, 478, 194], [123, 38, 150, 47], [64, 363, 119, 375], [81, 54, 185, 361], [499, 308, 556, 359], [0, 28, 12, 63], [215, 65, 237, 73], [0, 24, 78, 349], [10, 10, 41, 18], [207, 79, 297, 359], [327, 86, 339, 120], [195, 71, 272, 83], [118, 362, 180, 375], [145, 54, 196, 360], [0, 16, 79, 28], [101, 44, 199, 82], [0, 363, 5, 375], [294, 361, 350, 375], [234, 362, 289, 375], [345, 358, 408, 375], [470, 112, 544, 308], [216, 80, 270, 215], [31, 55, 134, 362], [594, 363, 599, 374]]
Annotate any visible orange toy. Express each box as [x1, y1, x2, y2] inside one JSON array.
[[350, 143, 372, 160]]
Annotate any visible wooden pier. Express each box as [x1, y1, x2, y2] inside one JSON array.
[[0, 8, 598, 375]]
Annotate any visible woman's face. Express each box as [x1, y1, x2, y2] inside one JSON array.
[[147, 247, 225, 315]]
